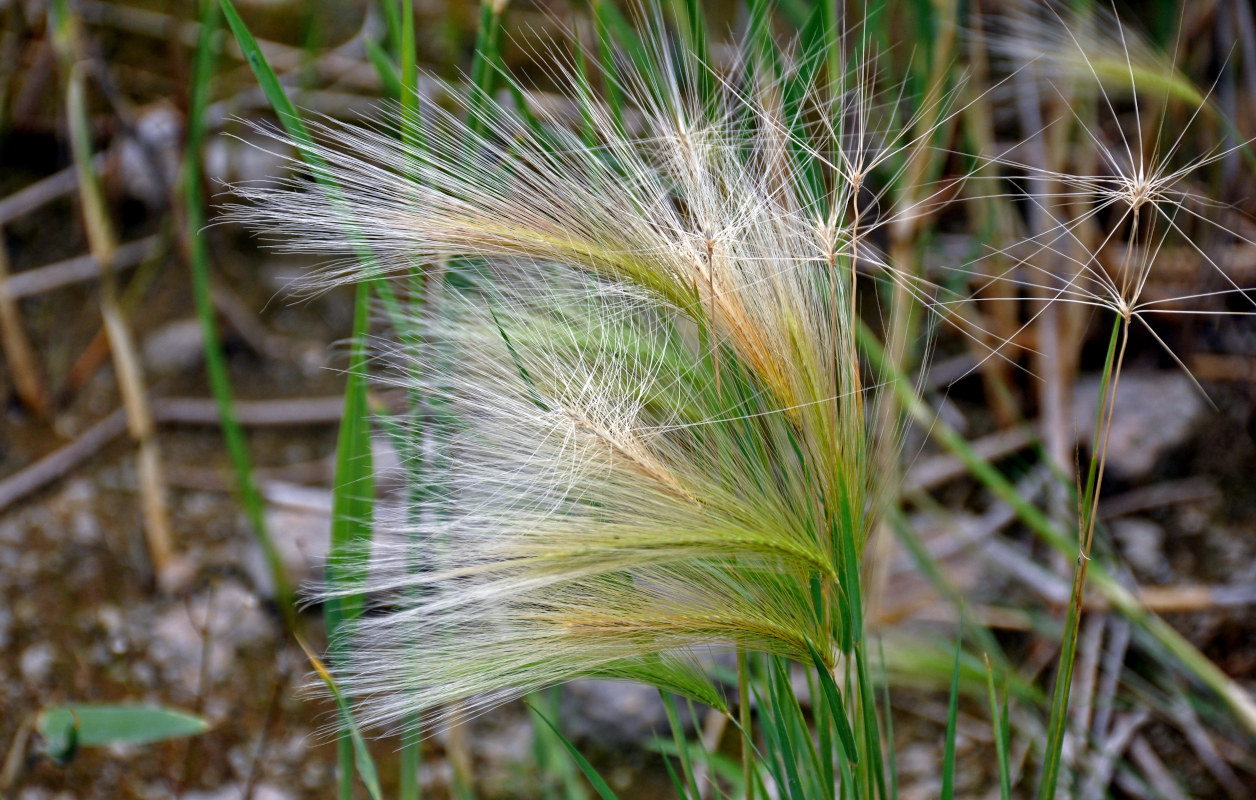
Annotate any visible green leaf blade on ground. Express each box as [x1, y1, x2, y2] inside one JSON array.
[[37, 704, 208, 762]]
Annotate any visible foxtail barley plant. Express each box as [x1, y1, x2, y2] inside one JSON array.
[[252, 31, 895, 695], [235, 3, 925, 789], [228, 0, 1256, 796]]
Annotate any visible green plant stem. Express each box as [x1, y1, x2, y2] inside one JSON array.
[[1038, 316, 1128, 799], [940, 626, 963, 800], [738, 649, 754, 800], [399, 714, 420, 800], [217, 5, 387, 796], [183, 0, 295, 630], [328, 280, 375, 800], [984, 655, 1012, 800], [467, 0, 507, 139], [662, 693, 697, 799], [395, 0, 424, 790]]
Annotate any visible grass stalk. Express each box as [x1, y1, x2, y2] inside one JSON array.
[[326, 280, 375, 800], [217, 3, 388, 795], [0, 228, 50, 418], [396, 1, 424, 795], [182, 0, 296, 629], [737, 649, 754, 800], [662, 692, 698, 798], [529, 702, 621, 800], [1038, 316, 1128, 799], [984, 656, 1013, 800], [52, 0, 177, 589], [940, 643, 961, 800]]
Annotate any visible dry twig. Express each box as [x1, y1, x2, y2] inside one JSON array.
[[0, 228, 50, 416]]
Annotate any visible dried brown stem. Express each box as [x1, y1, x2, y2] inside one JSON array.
[[4, 235, 159, 298], [0, 228, 51, 416], [57, 44, 176, 586], [0, 396, 344, 514]]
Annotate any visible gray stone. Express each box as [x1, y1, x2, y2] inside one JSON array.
[[560, 680, 673, 748], [116, 104, 182, 209], [1110, 518, 1169, 580], [182, 785, 292, 800], [1073, 369, 1206, 479], [19, 642, 54, 683], [142, 319, 205, 376], [149, 581, 273, 696]]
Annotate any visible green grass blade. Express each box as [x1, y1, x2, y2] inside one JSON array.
[[805, 644, 858, 769], [589, 0, 652, 87], [219, 0, 313, 148], [218, 0, 406, 329], [183, 0, 295, 629], [1040, 319, 1123, 800], [940, 630, 962, 800], [764, 655, 819, 800], [528, 703, 621, 800], [588, 1, 624, 136], [879, 642, 898, 800], [298, 636, 383, 800], [984, 656, 1012, 800], [736, 649, 755, 800], [327, 281, 375, 800], [854, 647, 887, 800], [651, 737, 747, 797], [328, 280, 375, 629], [661, 692, 698, 799], [212, 13, 387, 777], [467, 0, 506, 139], [744, 657, 788, 797], [856, 320, 1256, 738], [655, 732, 689, 798], [400, 0, 420, 148], [396, 3, 423, 793], [571, 29, 600, 148], [365, 38, 402, 99], [400, 711, 421, 800], [810, 666, 835, 794], [886, 507, 1007, 666], [37, 704, 208, 761], [530, 688, 589, 800], [668, 0, 712, 108], [376, 0, 401, 53]]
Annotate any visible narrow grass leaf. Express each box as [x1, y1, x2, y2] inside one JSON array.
[[806, 643, 859, 769], [528, 703, 621, 800], [940, 631, 962, 800], [297, 636, 383, 800], [661, 692, 698, 799], [858, 321, 1256, 737], [984, 656, 1012, 800], [879, 642, 898, 800], [365, 39, 402, 100], [184, 0, 295, 628]]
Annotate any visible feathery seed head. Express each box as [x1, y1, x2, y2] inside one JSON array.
[[967, 1, 1256, 361], [232, 8, 924, 734]]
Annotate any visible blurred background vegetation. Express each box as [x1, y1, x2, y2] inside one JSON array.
[[0, 0, 1255, 798]]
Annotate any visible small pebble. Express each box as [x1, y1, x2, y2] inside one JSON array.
[[19, 642, 55, 683]]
